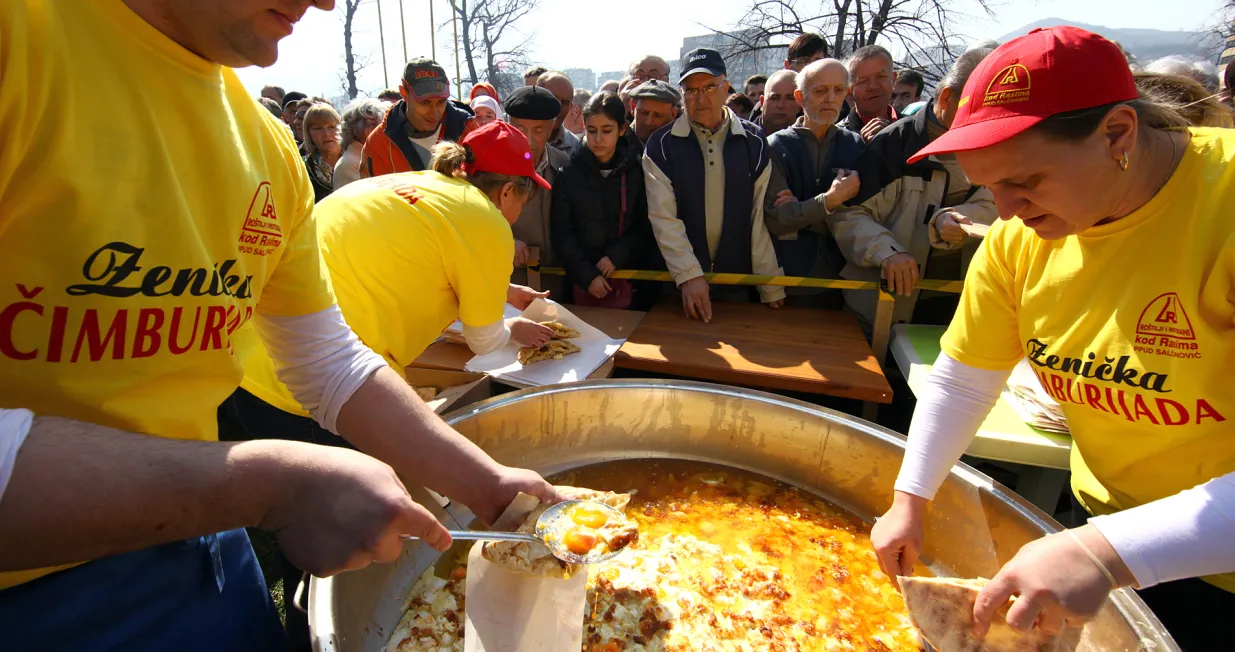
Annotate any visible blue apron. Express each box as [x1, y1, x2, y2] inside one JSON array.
[[0, 528, 289, 651]]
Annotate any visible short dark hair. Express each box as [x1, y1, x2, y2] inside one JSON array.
[[788, 33, 828, 61], [377, 89, 402, 102], [847, 45, 894, 70], [524, 65, 548, 79], [744, 74, 768, 89], [896, 70, 925, 97], [281, 91, 307, 109], [724, 93, 755, 113], [583, 91, 627, 126]]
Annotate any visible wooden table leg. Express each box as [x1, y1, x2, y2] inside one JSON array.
[[870, 289, 895, 365]]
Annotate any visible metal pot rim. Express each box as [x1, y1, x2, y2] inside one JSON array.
[[310, 379, 1176, 652]]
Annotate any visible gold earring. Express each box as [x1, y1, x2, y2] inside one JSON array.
[[1118, 151, 1129, 171]]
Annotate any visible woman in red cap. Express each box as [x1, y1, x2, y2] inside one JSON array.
[[222, 120, 558, 644], [871, 26, 1234, 648], [230, 121, 557, 439]]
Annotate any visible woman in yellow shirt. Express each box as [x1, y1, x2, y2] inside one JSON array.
[[228, 122, 557, 441], [870, 27, 1234, 649], [223, 121, 558, 646]]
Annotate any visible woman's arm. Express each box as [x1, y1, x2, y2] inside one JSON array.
[[971, 473, 1235, 636], [894, 352, 1012, 498], [1089, 472, 1235, 587], [871, 352, 1012, 578]]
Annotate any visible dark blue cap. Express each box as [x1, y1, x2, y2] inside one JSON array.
[[680, 48, 727, 82]]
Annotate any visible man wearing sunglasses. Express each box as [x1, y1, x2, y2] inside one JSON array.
[[643, 48, 786, 322], [535, 70, 582, 152]]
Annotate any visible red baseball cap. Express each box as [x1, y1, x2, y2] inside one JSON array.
[[908, 26, 1138, 163], [460, 122, 551, 190]]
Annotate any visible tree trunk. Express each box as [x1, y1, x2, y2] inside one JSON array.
[[455, 0, 480, 86], [342, 0, 360, 99], [483, 23, 498, 85], [833, 0, 852, 57]]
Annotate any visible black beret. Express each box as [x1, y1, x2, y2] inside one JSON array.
[[503, 86, 561, 121]]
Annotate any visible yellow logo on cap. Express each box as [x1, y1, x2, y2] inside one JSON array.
[[984, 63, 1032, 107], [958, 95, 971, 108]]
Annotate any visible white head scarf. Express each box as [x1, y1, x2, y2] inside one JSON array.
[[470, 95, 505, 122]]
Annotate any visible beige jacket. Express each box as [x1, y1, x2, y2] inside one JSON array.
[[827, 166, 997, 327], [643, 110, 785, 303]]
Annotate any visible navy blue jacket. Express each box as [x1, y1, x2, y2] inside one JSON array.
[[643, 114, 771, 275], [767, 125, 863, 278]]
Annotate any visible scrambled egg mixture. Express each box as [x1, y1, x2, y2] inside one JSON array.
[[388, 461, 919, 651]]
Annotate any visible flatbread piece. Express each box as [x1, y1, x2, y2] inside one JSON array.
[[412, 386, 438, 401], [899, 576, 1075, 652], [517, 339, 581, 365], [543, 321, 580, 339], [481, 487, 631, 579]]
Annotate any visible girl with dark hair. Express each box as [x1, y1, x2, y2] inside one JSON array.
[[550, 91, 657, 309]]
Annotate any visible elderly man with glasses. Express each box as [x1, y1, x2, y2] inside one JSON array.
[[535, 70, 582, 151], [642, 48, 785, 322]]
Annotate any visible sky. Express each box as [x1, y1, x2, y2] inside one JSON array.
[[235, 0, 1227, 99]]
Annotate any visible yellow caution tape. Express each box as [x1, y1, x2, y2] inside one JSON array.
[[533, 267, 965, 294]]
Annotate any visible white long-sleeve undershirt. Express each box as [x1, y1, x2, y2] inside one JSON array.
[[896, 352, 1235, 589]]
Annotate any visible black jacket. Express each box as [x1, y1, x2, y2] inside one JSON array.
[[549, 137, 655, 290], [849, 101, 944, 206]]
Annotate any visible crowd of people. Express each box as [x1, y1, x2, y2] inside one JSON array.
[[265, 34, 1233, 337], [2, 1, 1234, 650]]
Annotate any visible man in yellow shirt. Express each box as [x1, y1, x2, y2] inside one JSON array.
[[870, 27, 1234, 649], [0, 1, 555, 648]]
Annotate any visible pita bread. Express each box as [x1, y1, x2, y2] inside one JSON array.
[[899, 576, 1077, 652], [542, 321, 580, 339], [517, 338, 580, 365], [481, 487, 631, 579], [412, 386, 438, 401]]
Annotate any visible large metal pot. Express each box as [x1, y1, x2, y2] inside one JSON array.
[[310, 380, 1176, 651]]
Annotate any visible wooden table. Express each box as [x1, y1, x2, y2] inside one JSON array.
[[410, 305, 646, 380], [891, 324, 1071, 512], [614, 299, 893, 404]]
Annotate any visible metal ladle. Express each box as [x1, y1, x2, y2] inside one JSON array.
[[401, 500, 631, 564]]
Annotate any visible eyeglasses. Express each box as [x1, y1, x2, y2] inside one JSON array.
[[680, 84, 723, 100]]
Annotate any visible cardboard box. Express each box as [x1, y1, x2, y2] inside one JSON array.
[[402, 367, 491, 415]]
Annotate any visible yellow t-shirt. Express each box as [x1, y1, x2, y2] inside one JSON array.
[[236, 172, 514, 415], [942, 128, 1235, 591], [0, 0, 335, 588]]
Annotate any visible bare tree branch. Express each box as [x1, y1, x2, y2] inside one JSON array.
[[714, 0, 994, 71], [445, 0, 540, 96], [339, 0, 367, 100]]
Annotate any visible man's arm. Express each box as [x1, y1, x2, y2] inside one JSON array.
[[643, 154, 703, 286], [749, 164, 786, 304], [333, 368, 553, 525], [255, 308, 557, 526], [763, 158, 830, 237], [825, 184, 905, 268], [0, 415, 447, 574]]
